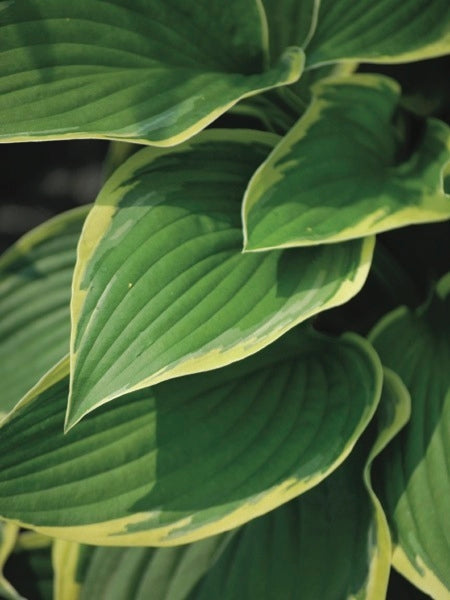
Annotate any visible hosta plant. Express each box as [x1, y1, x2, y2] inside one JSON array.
[[0, 1, 449, 598]]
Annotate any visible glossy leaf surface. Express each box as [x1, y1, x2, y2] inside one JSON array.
[[0, 326, 381, 546], [68, 130, 373, 427], [243, 75, 450, 250]]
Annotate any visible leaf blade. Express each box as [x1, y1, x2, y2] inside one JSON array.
[[0, 207, 87, 418], [0, 0, 303, 145], [243, 74, 450, 250], [261, 0, 319, 62], [306, 0, 450, 67], [68, 129, 374, 426], [370, 274, 450, 598], [183, 369, 409, 600], [0, 326, 381, 546]]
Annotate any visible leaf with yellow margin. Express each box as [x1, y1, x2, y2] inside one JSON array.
[[0, 207, 88, 419], [306, 0, 450, 67], [0, 0, 303, 146], [243, 74, 450, 251], [370, 273, 450, 599], [68, 129, 373, 428], [0, 324, 381, 546]]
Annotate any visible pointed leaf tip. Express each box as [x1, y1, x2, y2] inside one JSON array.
[[68, 130, 374, 420], [0, 326, 381, 546]]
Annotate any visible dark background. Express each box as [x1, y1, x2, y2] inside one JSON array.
[[0, 139, 108, 253]]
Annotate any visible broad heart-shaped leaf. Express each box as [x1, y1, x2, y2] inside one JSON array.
[[68, 130, 374, 428], [243, 74, 450, 251], [0, 325, 382, 546], [370, 274, 450, 599], [55, 368, 408, 600], [188, 369, 410, 600], [0, 206, 88, 419], [0, 0, 304, 146], [306, 0, 450, 67]]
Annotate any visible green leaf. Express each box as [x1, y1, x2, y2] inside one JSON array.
[[0, 0, 303, 146], [184, 369, 410, 600], [241, 1, 356, 134], [262, 0, 319, 63], [0, 325, 381, 546], [243, 74, 450, 251], [231, 59, 357, 138], [0, 207, 88, 419], [370, 274, 450, 599], [230, 86, 307, 136], [306, 0, 450, 67], [53, 539, 90, 600], [48, 369, 407, 600], [103, 141, 138, 181], [56, 534, 229, 600], [68, 129, 373, 427], [288, 60, 358, 111], [230, 61, 357, 138]]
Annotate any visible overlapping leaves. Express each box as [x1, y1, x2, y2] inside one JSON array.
[[0, 2, 449, 598], [243, 74, 450, 250], [0, 325, 381, 546], [262, 0, 318, 64], [306, 0, 450, 66], [188, 370, 409, 600], [2, 0, 448, 150], [68, 130, 373, 427], [370, 274, 450, 599], [261, 0, 450, 70], [51, 369, 409, 600], [0, 0, 303, 146], [52, 535, 229, 600]]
